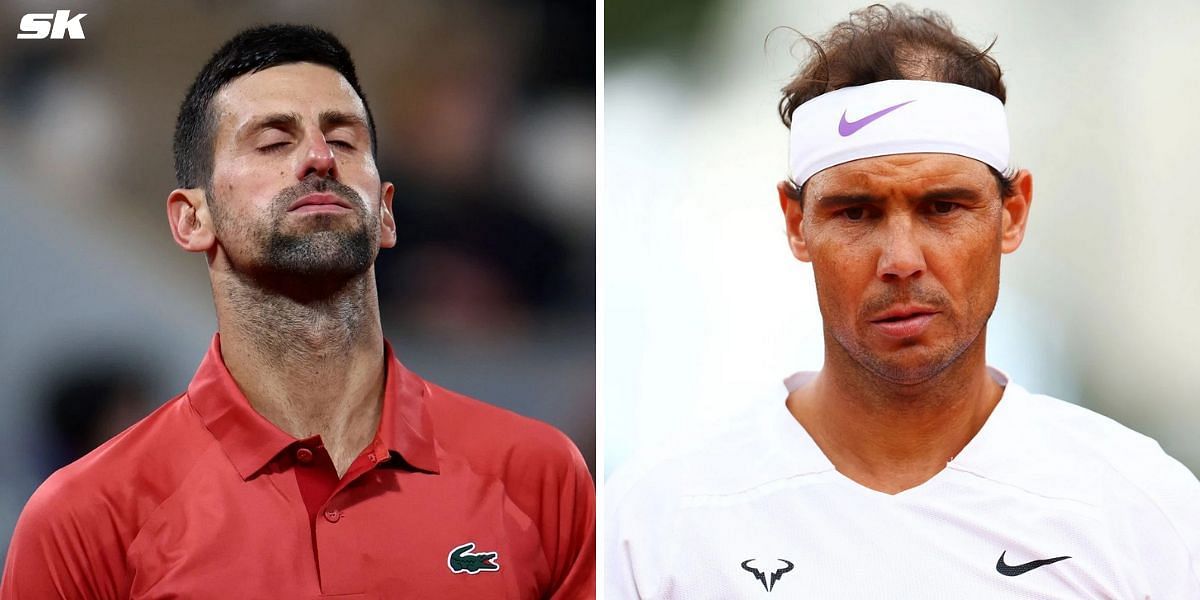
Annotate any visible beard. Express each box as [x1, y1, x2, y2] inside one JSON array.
[[827, 283, 987, 385], [262, 219, 374, 280], [210, 175, 380, 292]]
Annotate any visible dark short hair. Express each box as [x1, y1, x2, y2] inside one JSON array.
[[778, 4, 1015, 200], [172, 24, 378, 189]]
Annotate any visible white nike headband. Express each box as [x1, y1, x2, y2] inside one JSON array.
[[787, 79, 1010, 187]]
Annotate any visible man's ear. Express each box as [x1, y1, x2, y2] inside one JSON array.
[[1000, 169, 1033, 254], [378, 182, 397, 249], [778, 180, 811, 262], [167, 188, 216, 253]]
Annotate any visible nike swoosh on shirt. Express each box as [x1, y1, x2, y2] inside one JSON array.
[[837, 100, 914, 136], [995, 551, 1072, 576]]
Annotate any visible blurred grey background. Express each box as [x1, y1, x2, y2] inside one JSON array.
[[604, 0, 1200, 479], [0, 0, 595, 554]]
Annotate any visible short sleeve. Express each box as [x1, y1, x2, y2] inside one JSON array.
[[1, 475, 126, 600], [604, 500, 642, 599], [546, 441, 595, 599], [503, 424, 595, 599], [1126, 451, 1200, 595], [604, 462, 675, 600]]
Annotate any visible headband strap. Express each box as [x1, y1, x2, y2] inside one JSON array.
[[788, 80, 1009, 187]]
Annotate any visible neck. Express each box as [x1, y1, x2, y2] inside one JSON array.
[[788, 330, 1003, 494], [212, 267, 386, 477]]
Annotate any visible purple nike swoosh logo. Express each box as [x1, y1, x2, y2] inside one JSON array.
[[838, 100, 915, 136]]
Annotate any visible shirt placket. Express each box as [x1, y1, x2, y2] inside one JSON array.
[[308, 437, 393, 596]]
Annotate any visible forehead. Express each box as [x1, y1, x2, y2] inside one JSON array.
[[211, 62, 367, 134], [806, 153, 993, 197]]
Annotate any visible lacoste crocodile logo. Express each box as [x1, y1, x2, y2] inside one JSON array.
[[447, 542, 500, 574], [838, 100, 915, 136], [995, 550, 1071, 576], [741, 558, 794, 592]]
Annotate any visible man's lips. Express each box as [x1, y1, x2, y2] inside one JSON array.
[[869, 305, 939, 339], [287, 193, 352, 213]]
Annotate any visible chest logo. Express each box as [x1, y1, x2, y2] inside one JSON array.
[[741, 558, 793, 592], [448, 542, 501, 574], [995, 550, 1071, 576]]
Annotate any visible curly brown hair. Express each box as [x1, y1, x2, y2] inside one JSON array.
[[778, 4, 1013, 198], [779, 4, 1005, 126]]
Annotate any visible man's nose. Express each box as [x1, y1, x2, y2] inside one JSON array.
[[295, 134, 338, 181], [876, 216, 926, 281]]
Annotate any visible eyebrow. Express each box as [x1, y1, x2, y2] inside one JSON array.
[[813, 186, 984, 210], [813, 193, 881, 211], [318, 110, 368, 132], [918, 186, 984, 203], [239, 112, 301, 139], [238, 110, 368, 141]]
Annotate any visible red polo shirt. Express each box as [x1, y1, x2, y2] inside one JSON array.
[[1, 335, 595, 599]]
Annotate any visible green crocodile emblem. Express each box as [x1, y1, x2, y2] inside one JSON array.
[[448, 542, 501, 574]]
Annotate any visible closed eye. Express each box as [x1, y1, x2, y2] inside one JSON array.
[[258, 141, 291, 153]]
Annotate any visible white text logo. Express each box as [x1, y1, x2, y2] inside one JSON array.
[[17, 10, 87, 40]]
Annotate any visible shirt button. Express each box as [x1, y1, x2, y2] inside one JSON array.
[[324, 510, 342, 523], [367, 453, 376, 463], [296, 448, 314, 464]]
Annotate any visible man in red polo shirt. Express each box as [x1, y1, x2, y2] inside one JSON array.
[[1, 24, 594, 599]]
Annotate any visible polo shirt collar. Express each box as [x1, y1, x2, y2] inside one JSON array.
[[187, 334, 440, 480]]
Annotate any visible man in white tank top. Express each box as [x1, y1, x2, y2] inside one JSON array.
[[606, 5, 1200, 598]]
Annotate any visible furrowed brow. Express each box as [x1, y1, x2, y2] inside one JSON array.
[[918, 187, 984, 203], [813, 193, 883, 211]]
